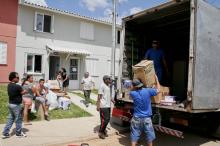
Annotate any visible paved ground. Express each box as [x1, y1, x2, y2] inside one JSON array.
[[0, 92, 127, 146], [62, 132, 220, 146]]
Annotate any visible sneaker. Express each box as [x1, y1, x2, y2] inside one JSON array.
[[104, 131, 108, 137], [16, 132, 27, 138], [98, 132, 105, 139], [2, 133, 10, 139]]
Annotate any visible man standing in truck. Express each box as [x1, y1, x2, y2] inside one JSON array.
[[145, 40, 168, 83], [130, 77, 160, 146]]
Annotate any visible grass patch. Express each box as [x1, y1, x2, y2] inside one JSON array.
[[72, 92, 97, 105], [0, 85, 91, 123], [0, 85, 9, 124], [92, 89, 98, 95], [49, 104, 91, 120]]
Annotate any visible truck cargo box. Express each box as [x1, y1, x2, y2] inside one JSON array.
[[119, 0, 220, 113]]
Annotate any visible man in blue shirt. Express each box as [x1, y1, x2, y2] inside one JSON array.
[[130, 77, 160, 146], [145, 40, 168, 83]]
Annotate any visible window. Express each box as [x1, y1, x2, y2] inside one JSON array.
[[26, 54, 42, 73], [35, 12, 54, 33], [0, 42, 7, 64], [117, 30, 120, 44], [80, 22, 94, 40]]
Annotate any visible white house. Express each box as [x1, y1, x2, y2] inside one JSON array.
[[16, 0, 122, 89]]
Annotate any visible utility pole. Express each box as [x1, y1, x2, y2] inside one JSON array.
[[111, 0, 116, 81]]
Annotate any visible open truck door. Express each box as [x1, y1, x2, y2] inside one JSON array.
[[192, 0, 220, 110]]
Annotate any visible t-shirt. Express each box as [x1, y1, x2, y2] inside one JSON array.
[[8, 83, 23, 104], [98, 83, 111, 108], [145, 48, 165, 81], [81, 77, 94, 90], [130, 88, 158, 118], [22, 83, 34, 99]]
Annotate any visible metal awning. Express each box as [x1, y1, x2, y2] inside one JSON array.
[[46, 44, 91, 56]]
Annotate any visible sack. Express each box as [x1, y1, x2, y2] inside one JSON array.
[[133, 60, 156, 87], [47, 90, 59, 110], [31, 102, 36, 113], [58, 97, 71, 110]]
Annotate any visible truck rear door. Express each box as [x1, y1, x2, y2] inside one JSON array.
[[192, 0, 220, 110]]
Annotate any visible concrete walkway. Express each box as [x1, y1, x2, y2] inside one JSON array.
[[68, 92, 98, 116], [0, 92, 127, 146]]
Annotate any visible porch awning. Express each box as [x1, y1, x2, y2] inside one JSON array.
[[46, 44, 91, 56]]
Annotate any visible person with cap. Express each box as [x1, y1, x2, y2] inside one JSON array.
[[144, 40, 168, 83], [81, 72, 95, 107], [96, 75, 114, 139], [130, 76, 160, 146]]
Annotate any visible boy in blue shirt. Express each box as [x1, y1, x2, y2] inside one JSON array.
[[130, 77, 160, 146]]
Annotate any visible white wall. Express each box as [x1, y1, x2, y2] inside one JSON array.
[[16, 5, 121, 88]]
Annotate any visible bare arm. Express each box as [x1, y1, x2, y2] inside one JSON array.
[[155, 74, 161, 92], [96, 94, 102, 111], [20, 90, 27, 95]]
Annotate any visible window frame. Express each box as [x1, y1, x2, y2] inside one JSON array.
[[26, 53, 43, 74], [0, 41, 7, 65], [34, 12, 54, 33]]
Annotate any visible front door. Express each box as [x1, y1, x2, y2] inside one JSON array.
[[69, 58, 80, 89], [49, 56, 60, 80]]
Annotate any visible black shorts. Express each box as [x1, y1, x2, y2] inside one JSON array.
[[63, 80, 69, 87]]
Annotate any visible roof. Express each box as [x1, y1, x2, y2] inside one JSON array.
[[20, 0, 122, 28], [46, 44, 91, 56]]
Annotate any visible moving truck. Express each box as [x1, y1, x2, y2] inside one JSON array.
[[114, 0, 220, 137]]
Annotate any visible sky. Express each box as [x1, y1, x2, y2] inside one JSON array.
[[26, 0, 220, 23]]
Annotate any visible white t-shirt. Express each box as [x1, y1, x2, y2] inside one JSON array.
[[81, 77, 94, 90], [98, 83, 111, 108]]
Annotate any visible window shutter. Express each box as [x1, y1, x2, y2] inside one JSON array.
[[80, 22, 94, 40], [34, 12, 37, 31], [0, 42, 7, 64], [51, 15, 55, 33]]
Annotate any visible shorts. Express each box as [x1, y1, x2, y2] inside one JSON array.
[[35, 96, 50, 106], [22, 97, 32, 106], [130, 116, 155, 143], [63, 80, 69, 87]]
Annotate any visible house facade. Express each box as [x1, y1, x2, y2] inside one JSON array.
[[16, 1, 122, 89], [0, 0, 19, 83]]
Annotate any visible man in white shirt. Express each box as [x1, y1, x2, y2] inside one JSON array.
[[96, 75, 114, 139], [81, 72, 95, 107]]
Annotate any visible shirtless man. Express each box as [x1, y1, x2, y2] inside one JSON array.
[[35, 79, 50, 121]]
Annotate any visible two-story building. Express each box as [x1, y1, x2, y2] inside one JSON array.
[[16, 0, 122, 89], [0, 0, 19, 83]]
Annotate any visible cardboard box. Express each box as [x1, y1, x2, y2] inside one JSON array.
[[133, 60, 156, 87], [151, 86, 170, 104]]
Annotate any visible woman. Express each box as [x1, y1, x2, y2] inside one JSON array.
[[61, 68, 69, 93], [22, 75, 36, 125]]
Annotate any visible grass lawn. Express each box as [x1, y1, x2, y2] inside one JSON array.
[[92, 89, 98, 95], [72, 92, 97, 105], [0, 85, 9, 124], [0, 85, 91, 124]]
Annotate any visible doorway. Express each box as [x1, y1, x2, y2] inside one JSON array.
[[49, 56, 60, 80], [69, 58, 80, 89]]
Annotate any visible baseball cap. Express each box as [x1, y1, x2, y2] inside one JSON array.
[[103, 75, 111, 81], [132, 79, 144, 88]]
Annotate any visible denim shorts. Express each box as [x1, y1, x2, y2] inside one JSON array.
[[130, 116, 156, 143]]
